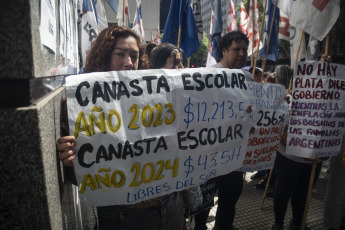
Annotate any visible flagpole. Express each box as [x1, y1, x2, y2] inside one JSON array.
[[301, 160, 317, 230], [261, 0, 278, 76], [177, 27, 182, 48], [253, 0, 267, 80], [251, 0, 255, 66], [288, 31, 304, 91], [122, 0, 125, 25], [259, 168, 273, 210], [325, 34, 330, 56]]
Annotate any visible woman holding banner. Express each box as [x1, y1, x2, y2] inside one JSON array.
[[271, 66, 322, 230], [56, 27, 186, 230]]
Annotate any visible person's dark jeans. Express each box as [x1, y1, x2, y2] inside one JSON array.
[[194, 171, 244, 230], [97, 192, 184, 230], [215, 171, 244, 229], [273, 152, 322, 227], [193, 208, 211, 230]]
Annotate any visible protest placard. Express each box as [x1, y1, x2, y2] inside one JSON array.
[[66, 68, 253, 206], [239, 82, 289, 172], [286, 61, 345, 158]]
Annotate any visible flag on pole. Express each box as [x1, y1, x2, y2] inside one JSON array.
[[132, 0, 145, 41], [278, 10, 289, 41], [306, 36, 320, 61], [206, 44, 217, 67], [95, 0, 108, 32], [210, 0, 222, 62], [106, 0, 119, 14], [192, 0, 203, 43], [205, 9, 217, 67], [259, 0, 280, 62], [117, 0, 130, 27], [80, 0, 98, 66], [239, 2, 249, 35], [227, 0, 237, 32], [289, 25, 306, 67], [289, 0, 340, 41], [153, 25, 161, 44], [162, 0, 199, 58], [247, 0, 260, 57], [274, 0, 290, 16]]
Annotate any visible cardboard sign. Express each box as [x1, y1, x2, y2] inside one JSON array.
[[239, 81, 288, 172], [286, 62, 345, 158]]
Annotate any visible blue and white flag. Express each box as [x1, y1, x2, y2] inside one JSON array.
[[105, 0, 119, 14], [162, 0, 199, 58], [132, 0, 145, 41], [80, 0, 98, 66], [259, 0, 280, 62], [210, 0, 222, 63]]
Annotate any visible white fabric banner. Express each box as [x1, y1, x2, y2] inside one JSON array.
[[286, 61, 345, 158], [67, 68, 256, 206]]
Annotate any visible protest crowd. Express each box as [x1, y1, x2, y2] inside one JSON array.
[[54, 0, 345, 230]]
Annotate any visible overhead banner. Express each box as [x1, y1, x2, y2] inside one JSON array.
[[286, 62, 345, 158], [67, 68, 255, 206]]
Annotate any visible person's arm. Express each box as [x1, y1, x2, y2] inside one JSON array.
[[57, 136, 77, 184]]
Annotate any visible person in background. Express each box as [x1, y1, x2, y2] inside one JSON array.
[[56, 26, 184, 230], [271, 64, 323, 230], [148, 43, 184, 69], [322, 54, 345, 230], [150, 42, 204, 230], [194, 31, 254, 230], [145, 41, 158, 59], [248, 66, 263, 83], [265, 71, 278, 84], [256, 66, 294, 196], [323, 138, 345, 230]]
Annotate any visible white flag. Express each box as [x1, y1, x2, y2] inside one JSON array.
[[227, 0, 237, 32], [306, 36, 320, 61], [117, 0, 130, 27], [239, 2, 249, 35], [95, 0, 108, 32], [153, 26, 161, 44], [206, 51, 217, 67], [132, 0, 145, 41], [247, 0, 261, 56], [290, 0, 340, 41], [289, 25, 306, 68], [278, 10, 290, 41]]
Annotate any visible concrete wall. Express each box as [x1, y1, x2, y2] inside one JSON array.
[[0, 1, 89, 229]]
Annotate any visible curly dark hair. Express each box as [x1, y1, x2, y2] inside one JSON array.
[[83, 26, 149, 73], [219, 31, 249, 59]]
